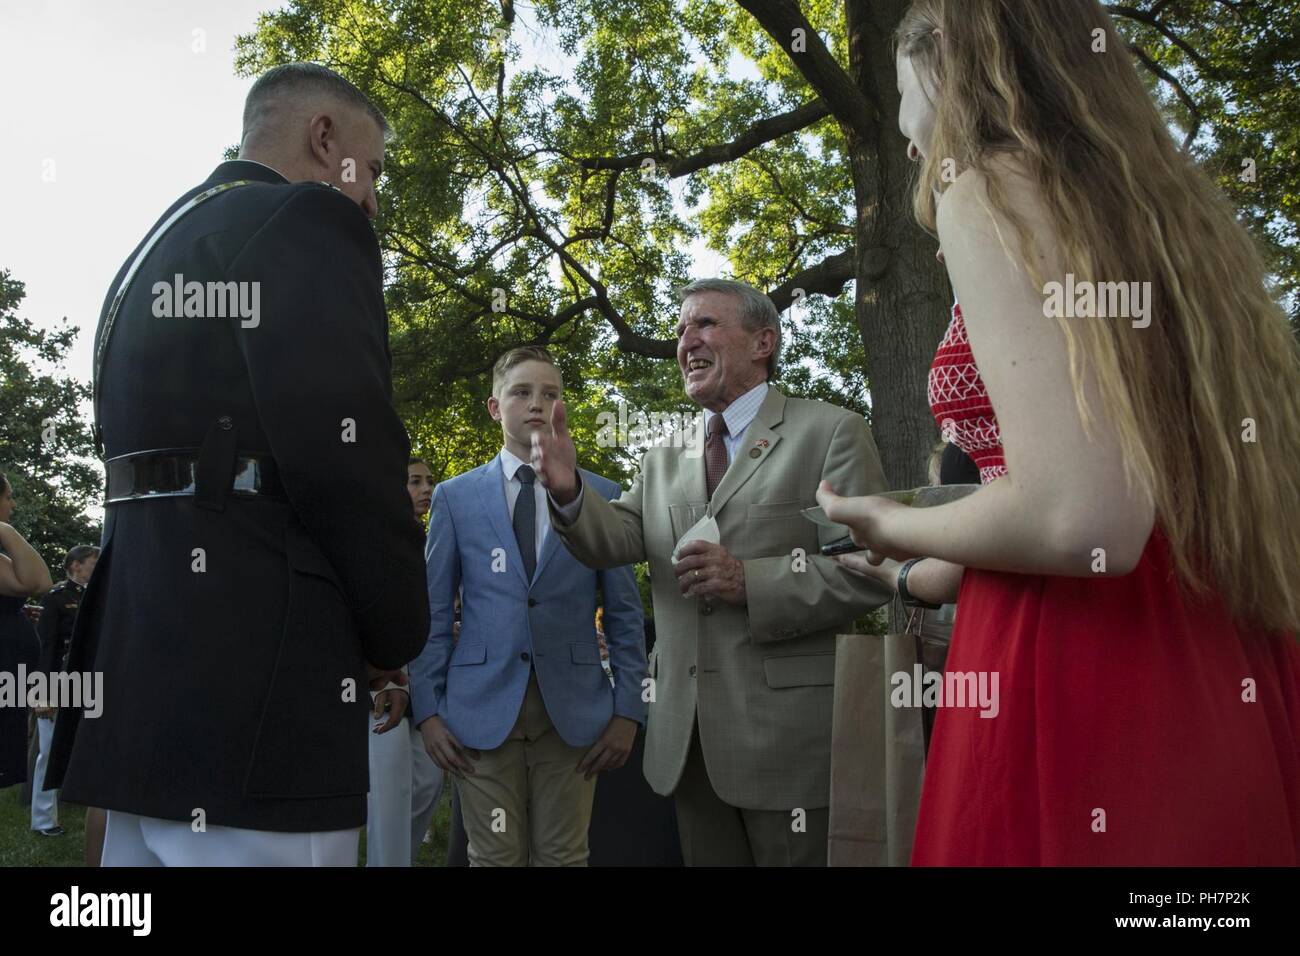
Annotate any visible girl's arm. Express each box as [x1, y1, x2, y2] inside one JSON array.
[[833, 553, 965, 605], [820, 167, 1153, 577], [0, 523, 54, 598]]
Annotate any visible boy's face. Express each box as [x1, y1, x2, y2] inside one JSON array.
[[407, 462, 434, 516], [488, 360, 563, 450]]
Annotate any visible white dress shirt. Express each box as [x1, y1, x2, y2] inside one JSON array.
[[500, 446, 550, 562], [703, 380, 769, 465]]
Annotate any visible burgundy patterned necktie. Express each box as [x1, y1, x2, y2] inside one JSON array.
[[705, 413, 729, 499]]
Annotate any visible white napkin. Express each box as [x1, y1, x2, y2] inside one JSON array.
[[671, 512, 720, 564]]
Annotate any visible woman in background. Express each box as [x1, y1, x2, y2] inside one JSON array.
[[819, 0, 1300, 865], [0, 472, 54, 790]]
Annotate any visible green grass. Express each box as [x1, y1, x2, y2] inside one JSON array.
[[1, 781, 454, 867], [0, 784, 87, 866]]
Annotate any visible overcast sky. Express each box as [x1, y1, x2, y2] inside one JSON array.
[[0, 0, 288, 387], [1, 0, 744, 393]]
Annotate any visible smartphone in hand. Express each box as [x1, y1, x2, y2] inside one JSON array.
[[820, 536, 864, 556]]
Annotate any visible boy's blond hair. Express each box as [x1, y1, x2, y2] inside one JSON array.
[[491, 346, 562, 397]]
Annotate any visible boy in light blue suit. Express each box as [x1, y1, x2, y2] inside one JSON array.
[[410, 347, 646, 866]]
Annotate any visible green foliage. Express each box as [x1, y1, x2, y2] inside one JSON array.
[[0, 271, 101, 564], [232, 0, 1300, 486], [1109, 0, 1300, 323], [234, 0, 867, 482]]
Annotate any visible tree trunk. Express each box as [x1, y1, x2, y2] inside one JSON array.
[[844, 0, 952, 489]]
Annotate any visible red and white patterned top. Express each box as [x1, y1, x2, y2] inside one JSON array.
[[928, 302, 1008, 484]]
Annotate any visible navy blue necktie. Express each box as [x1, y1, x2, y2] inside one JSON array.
[[513, 464, 537, 583]]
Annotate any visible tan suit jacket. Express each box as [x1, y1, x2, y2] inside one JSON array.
[[550, 387, 890, 810]]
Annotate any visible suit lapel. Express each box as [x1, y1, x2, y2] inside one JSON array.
[[676, 424, 709, 506], [476, 456, 529, 588], [708, 388, 786, 518], [532, 488, 566, 584]]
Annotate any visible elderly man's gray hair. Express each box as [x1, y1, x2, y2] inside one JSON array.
[[242, 62, 391, 143], [676, 278, 782, 379]]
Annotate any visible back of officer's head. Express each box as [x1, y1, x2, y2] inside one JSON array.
[[239, 63, 390, 219]]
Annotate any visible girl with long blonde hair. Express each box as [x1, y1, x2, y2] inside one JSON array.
[[818, 0, 1300, 865]]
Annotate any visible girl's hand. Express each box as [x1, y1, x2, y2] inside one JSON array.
[[832, 552, 900, 586], [816, 481, 917, 566]]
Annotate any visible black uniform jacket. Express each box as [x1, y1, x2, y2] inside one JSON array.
[[47, 161, 430, 832], [35, 578, 83, 682]]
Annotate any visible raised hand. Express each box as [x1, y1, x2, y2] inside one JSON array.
[[530, 397, 580, 504]]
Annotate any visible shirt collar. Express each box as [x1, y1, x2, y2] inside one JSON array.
[[706, 380, 769, 437], [499, 446, 532, 481], [209, 158, 289, 186]]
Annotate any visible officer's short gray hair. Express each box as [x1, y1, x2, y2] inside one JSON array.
[[676, 278, 781, 379], [243, 63, 391, 142]]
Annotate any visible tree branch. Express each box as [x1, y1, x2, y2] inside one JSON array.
[[747, 154, 854, 235], [766, 248, 856, 313], [1127, 43, 1202, 150], [576, 98, 832, 176], [734, 0, 878, 140], [1105, 4, 1211, 71]]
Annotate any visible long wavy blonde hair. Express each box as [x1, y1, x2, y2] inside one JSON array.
[[898, 0, 1300, 634]]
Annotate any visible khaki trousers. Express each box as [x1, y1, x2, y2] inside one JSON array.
[[455, 672, 596, 866], [674, 724, 829, 866]]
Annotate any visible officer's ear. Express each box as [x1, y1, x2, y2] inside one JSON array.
[[307, 112, 339, 167]]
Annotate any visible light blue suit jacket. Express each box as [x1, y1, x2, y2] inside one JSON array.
[[410, 455, 647, 750]]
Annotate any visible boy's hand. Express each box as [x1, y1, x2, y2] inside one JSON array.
[[419, 715, 479, 777], [576, 715, 637, 780]]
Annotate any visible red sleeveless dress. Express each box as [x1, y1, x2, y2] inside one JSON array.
[[911, 303, 1300, 865]]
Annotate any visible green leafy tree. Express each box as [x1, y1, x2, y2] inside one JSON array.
[[0, 270, 101, 566], [236, 0, 1299, 488]]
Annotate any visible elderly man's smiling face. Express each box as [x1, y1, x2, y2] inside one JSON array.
[[675, 291, 773, 413]]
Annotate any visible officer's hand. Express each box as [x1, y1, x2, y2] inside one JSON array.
[[371, 688, 408, 734], [530, 399, 580, 505], [419, 715, 479, 777], [367, 666, 408, 693]]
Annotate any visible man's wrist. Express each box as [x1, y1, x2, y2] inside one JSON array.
[[553, 467, 581, 506]]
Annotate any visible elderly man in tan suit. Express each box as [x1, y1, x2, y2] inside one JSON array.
[[532, 278, 891, 866]]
